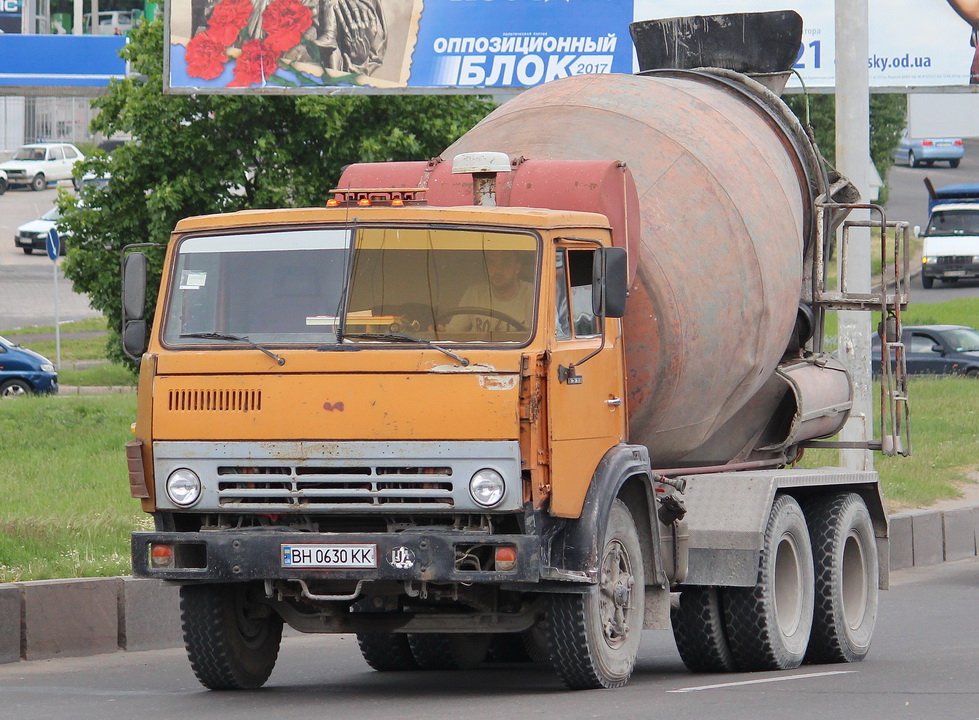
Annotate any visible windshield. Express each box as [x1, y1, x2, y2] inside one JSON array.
[[926, 210, 979, 236], [41, 207, 60, 221], [942, 328, 979, 352], [162, 226, 539, 347], [13, 147, 45, 161]]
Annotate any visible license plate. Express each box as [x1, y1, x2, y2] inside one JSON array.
[[946, 270, 967, 277], [281, 543, 377, 568]]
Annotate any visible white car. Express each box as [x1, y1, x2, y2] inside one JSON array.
[[14, 206, 69, 255], [0, 143, 85, 192], [0, 168, 7, 195]]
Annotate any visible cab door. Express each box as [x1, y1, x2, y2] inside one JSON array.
[[547, 245, 627, 518]]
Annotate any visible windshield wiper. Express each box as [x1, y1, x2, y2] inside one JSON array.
[[180, 332, 286, 366], [342, 332, 469, 367]]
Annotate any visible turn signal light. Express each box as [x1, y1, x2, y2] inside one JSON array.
[[358, 198, 372, 206], [150, 543, 175, 569], [326, 198, 340, 207], [495, 545, 517, 571]]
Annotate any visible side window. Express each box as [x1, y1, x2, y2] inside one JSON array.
[[63, 146, 78, 159], [909, 334, 939, 354], [555, 248, 598, 339], [47, 147, 65, 161], [555, 249, 571, 340]]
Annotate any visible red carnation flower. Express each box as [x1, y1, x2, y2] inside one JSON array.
[[228, 39, 280, 87], [185, 32, 229, 80], [262, 0, 312, 54], [207, 0, 253, 47]]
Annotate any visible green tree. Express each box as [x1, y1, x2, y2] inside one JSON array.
[[58, 17, 494, 367], [783, 92, 907, 203]]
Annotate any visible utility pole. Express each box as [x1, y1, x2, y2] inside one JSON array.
[[835, 0, 874, 471]]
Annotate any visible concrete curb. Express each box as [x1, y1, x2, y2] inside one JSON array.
[[1, 503, 975, 665]]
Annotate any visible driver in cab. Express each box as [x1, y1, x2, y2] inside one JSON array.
[[444, 250, 533, 337]]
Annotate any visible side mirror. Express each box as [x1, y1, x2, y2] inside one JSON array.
[[913, 225, 921, 238], [592, 247, 628, 319], [932, 343, 944, 354], [122, 252, 148, 361], [123, 252, 147, 322], [123, 320, 148, 359]]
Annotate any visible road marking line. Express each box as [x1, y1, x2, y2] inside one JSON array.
[[667, 670, 857, 693]]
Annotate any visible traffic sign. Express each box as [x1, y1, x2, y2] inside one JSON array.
[[46, 227, 60, 261]]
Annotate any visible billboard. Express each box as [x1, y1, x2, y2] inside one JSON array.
[[0, 36, 128, 87], [164, 0, 979, 94], [0, 0, 22, 34]]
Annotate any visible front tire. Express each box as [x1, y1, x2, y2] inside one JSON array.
[[909, 151, 920, 168], [0, 379, 32, 397], [921, 274, 934, 289], [546, 499, 645, 689], [180, 583, 283, 690], [30, 173, 46, 191], [723, 495, 814, 671], [804, 493, 878, 664]]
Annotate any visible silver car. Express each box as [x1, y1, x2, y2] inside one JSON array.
[[893, 130, 964, 168], [0, 142, 85, 191]]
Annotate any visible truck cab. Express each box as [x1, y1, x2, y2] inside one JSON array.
[[919, 201, 979, 288]]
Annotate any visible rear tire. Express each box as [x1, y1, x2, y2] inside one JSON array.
[[723, 495, 814, 671], [545, 499, 645, 689], [0, 177, 7, 195], [180, 583, 283, 690], [671, 586, 737, 673], [22, 247, 33, 255], [950, 159, 961, 168], [357, 633, 420, 671], [804, 493, 878, 664], [30, 173, 46, 191], [407, 633, 490, 670]]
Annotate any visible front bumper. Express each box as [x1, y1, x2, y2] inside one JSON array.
[[15, 232, 47, 251], [132, 529, 543, 585], [922, 259, 979, 280]]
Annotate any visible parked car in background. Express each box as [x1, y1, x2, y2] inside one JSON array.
[[0, 142, 85, 191], [872, 325, 979, 377], [894, 129, 964, 168], [83, 10, 135, 35], [14, 206, 68, 255], [0, 168, 7, 195], [0, 335, 58, 397]]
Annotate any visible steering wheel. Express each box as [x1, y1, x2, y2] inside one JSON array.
[[437, 306, 528, 333]]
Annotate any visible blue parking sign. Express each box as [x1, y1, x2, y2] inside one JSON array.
[[46, 227, 60, 261]]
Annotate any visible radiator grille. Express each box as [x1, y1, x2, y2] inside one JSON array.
[[168, 389, 262, 412], [216, 465, 455, 509]]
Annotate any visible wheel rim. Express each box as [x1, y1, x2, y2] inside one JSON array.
[[774, 533, 804, 637], [841, 530, 868, 630], [2, 384, 28, 398], [599, 538, 635, 649]]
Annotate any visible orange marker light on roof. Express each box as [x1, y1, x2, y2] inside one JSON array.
[[358, 198, 371, 206], [391, 198, 405, 207], [326, 198, 339, 207]]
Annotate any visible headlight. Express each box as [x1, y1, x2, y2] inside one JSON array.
[[923, 256, 937, 264], [40, 364, 54, 372], [166, 469, 202, 507], [470, 469, 505, 507], [972, 256, 979, 264]]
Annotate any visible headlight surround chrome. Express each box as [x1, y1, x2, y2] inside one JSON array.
[[469, 468, 506, 507], [39, 363, 54, 372], [166, 468, 202, 507]]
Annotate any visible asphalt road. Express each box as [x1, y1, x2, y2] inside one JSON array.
[[0, 558, 976, 720], [0, 183, 100, 331]]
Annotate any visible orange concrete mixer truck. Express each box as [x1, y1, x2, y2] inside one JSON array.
[[121, 11, 911, 691]]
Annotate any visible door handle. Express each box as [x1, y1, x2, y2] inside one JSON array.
[[606, 397, 622, 406]]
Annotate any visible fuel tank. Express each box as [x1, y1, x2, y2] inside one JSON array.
[[440, 70, 826, 465]]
